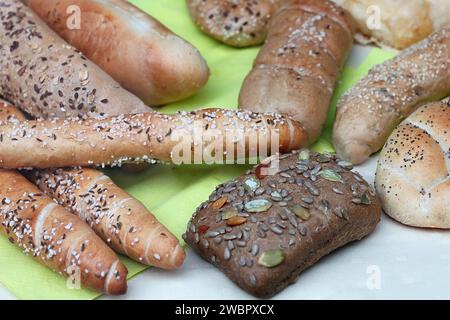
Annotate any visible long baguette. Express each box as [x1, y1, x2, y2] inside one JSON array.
[[1, 100, 186, 269], [187, 0, 283, 47], [0, 0, 149, 120], [23, 0, 210, 106], [332, 25, 450, 165], [239, 0, 355, 144], [0, 170, 128, 294], [0, 108, 307, 169]]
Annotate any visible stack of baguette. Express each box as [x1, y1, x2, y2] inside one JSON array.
[[0, 0, 308, 294]]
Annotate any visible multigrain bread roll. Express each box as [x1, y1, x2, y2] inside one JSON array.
[[375, 99, 450, 228], [0, 169, 128, 294], [0, 0, 149, 120], [332, 0, 450, 49], [0, 109, 307, 169], [239, 0, 355, 144], [187, 0, 283, 47], [23, 0, 210, 106], [333, 26, 450, 165], [184, 151, 381, 298]]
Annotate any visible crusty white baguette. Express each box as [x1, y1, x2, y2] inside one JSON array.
[[1, 100, 185, 269], [239, 0, 355, 144], [0, 171, 128, 294], [333, 26, 450, 165], [0, 0, 149, 120], [332, 0, 450, 49], [0, 108, 307, 169], [375, 99, 450, 228], [187, 0, 283, 47], [23, 0, 210, 106], [30, 167, 186, 269]]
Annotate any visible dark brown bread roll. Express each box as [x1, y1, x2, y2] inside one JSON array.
[[184, 151, 381, 298]]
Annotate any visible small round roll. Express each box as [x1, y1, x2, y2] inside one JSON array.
[[375, 99, 450, 228]]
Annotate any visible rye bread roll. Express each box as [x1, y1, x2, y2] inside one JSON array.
[[239, 0, 355, 144], [0, 0, 149, 120], [333, 26, 450, 165], [23, 0, 210, 106], [187, 0, 283, 47], [184, 151, 381, 298], [375, 99, 450, 228]]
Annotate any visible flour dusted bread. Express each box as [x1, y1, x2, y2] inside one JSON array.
[[187, 0, 283, 47], [239, 0, 355, 144], [0, 0, 149, 119], [0, 108, 307, 169], [333, 26, 450, 165], [23, 0, 210, 106], [375, 99, 450, 228], [184, 151, 381, 297], [332, 0, 450, 49]]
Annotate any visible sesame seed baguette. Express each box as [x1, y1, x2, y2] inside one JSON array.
[[239, 0, 355, 144], [0, 108, 307, 169], [22, 0, 210, 106], [187, 0, 284, 47], [333, 26, 450, 165], [29, 167, 186, 269], [0, 169, 128, 294], [0, 0, 150, 120], [1, 100, 186, 269]]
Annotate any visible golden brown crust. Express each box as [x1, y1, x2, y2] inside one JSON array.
[[0, 108, 308, 169], [23, 0, 209, 106], [375, 100, 450, 228], [239, 0, 354, 144], [0, 0, 149, 120], [333, 26, 450, 165]]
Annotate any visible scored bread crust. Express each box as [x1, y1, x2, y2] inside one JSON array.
[[23, 0, 210, 106], [375, 99, 450, 228], [0, 108, 308, 169], [239, 0, 355, 144], [184, 151, 381, 298], [333, 25, 450, 165], [0, 0, 149, 120], [187, 0, 283, 47]]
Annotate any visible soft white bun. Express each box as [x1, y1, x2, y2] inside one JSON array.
[[375, 99, 450, 228]]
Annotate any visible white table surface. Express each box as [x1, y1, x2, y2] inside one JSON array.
[[1, 46, 449, 300]]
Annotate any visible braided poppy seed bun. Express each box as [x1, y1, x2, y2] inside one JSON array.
[[375, 99, 450, 228]]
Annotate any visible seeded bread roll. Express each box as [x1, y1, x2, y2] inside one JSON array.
[[0, 108, 307, 169], [23, 0, 210, 106], [0, 170, 128, 294], [0, 0, 149, 120], [333, 26, 450, 165], [239, 0, 355, 144], [187, 0, 283, 47], [375, 99, 450, 228], [184, 151, 381, 298]]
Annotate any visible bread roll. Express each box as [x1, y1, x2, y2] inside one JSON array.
[[184, 151, 381, 298], [332, 0, 450, 49], [0, 0, 149, 120], [333, 26, 450, 165], [187, 0, 283, 47], [239, 0, 355, 144], [375, 99, 450, 228], [23, 0, 210, 106]]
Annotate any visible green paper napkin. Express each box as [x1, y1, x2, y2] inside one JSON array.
[[0, 0, 395, 300]]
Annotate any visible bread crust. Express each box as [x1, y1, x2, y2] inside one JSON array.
[[0, 108, 308, 169], [375, 99, 450, 228], [23, 0, 210, 106], [0, 0, 149, 120], [333, 26, 450, 164], [239, 0, 355, 144], [184, 151, 381, 298]]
